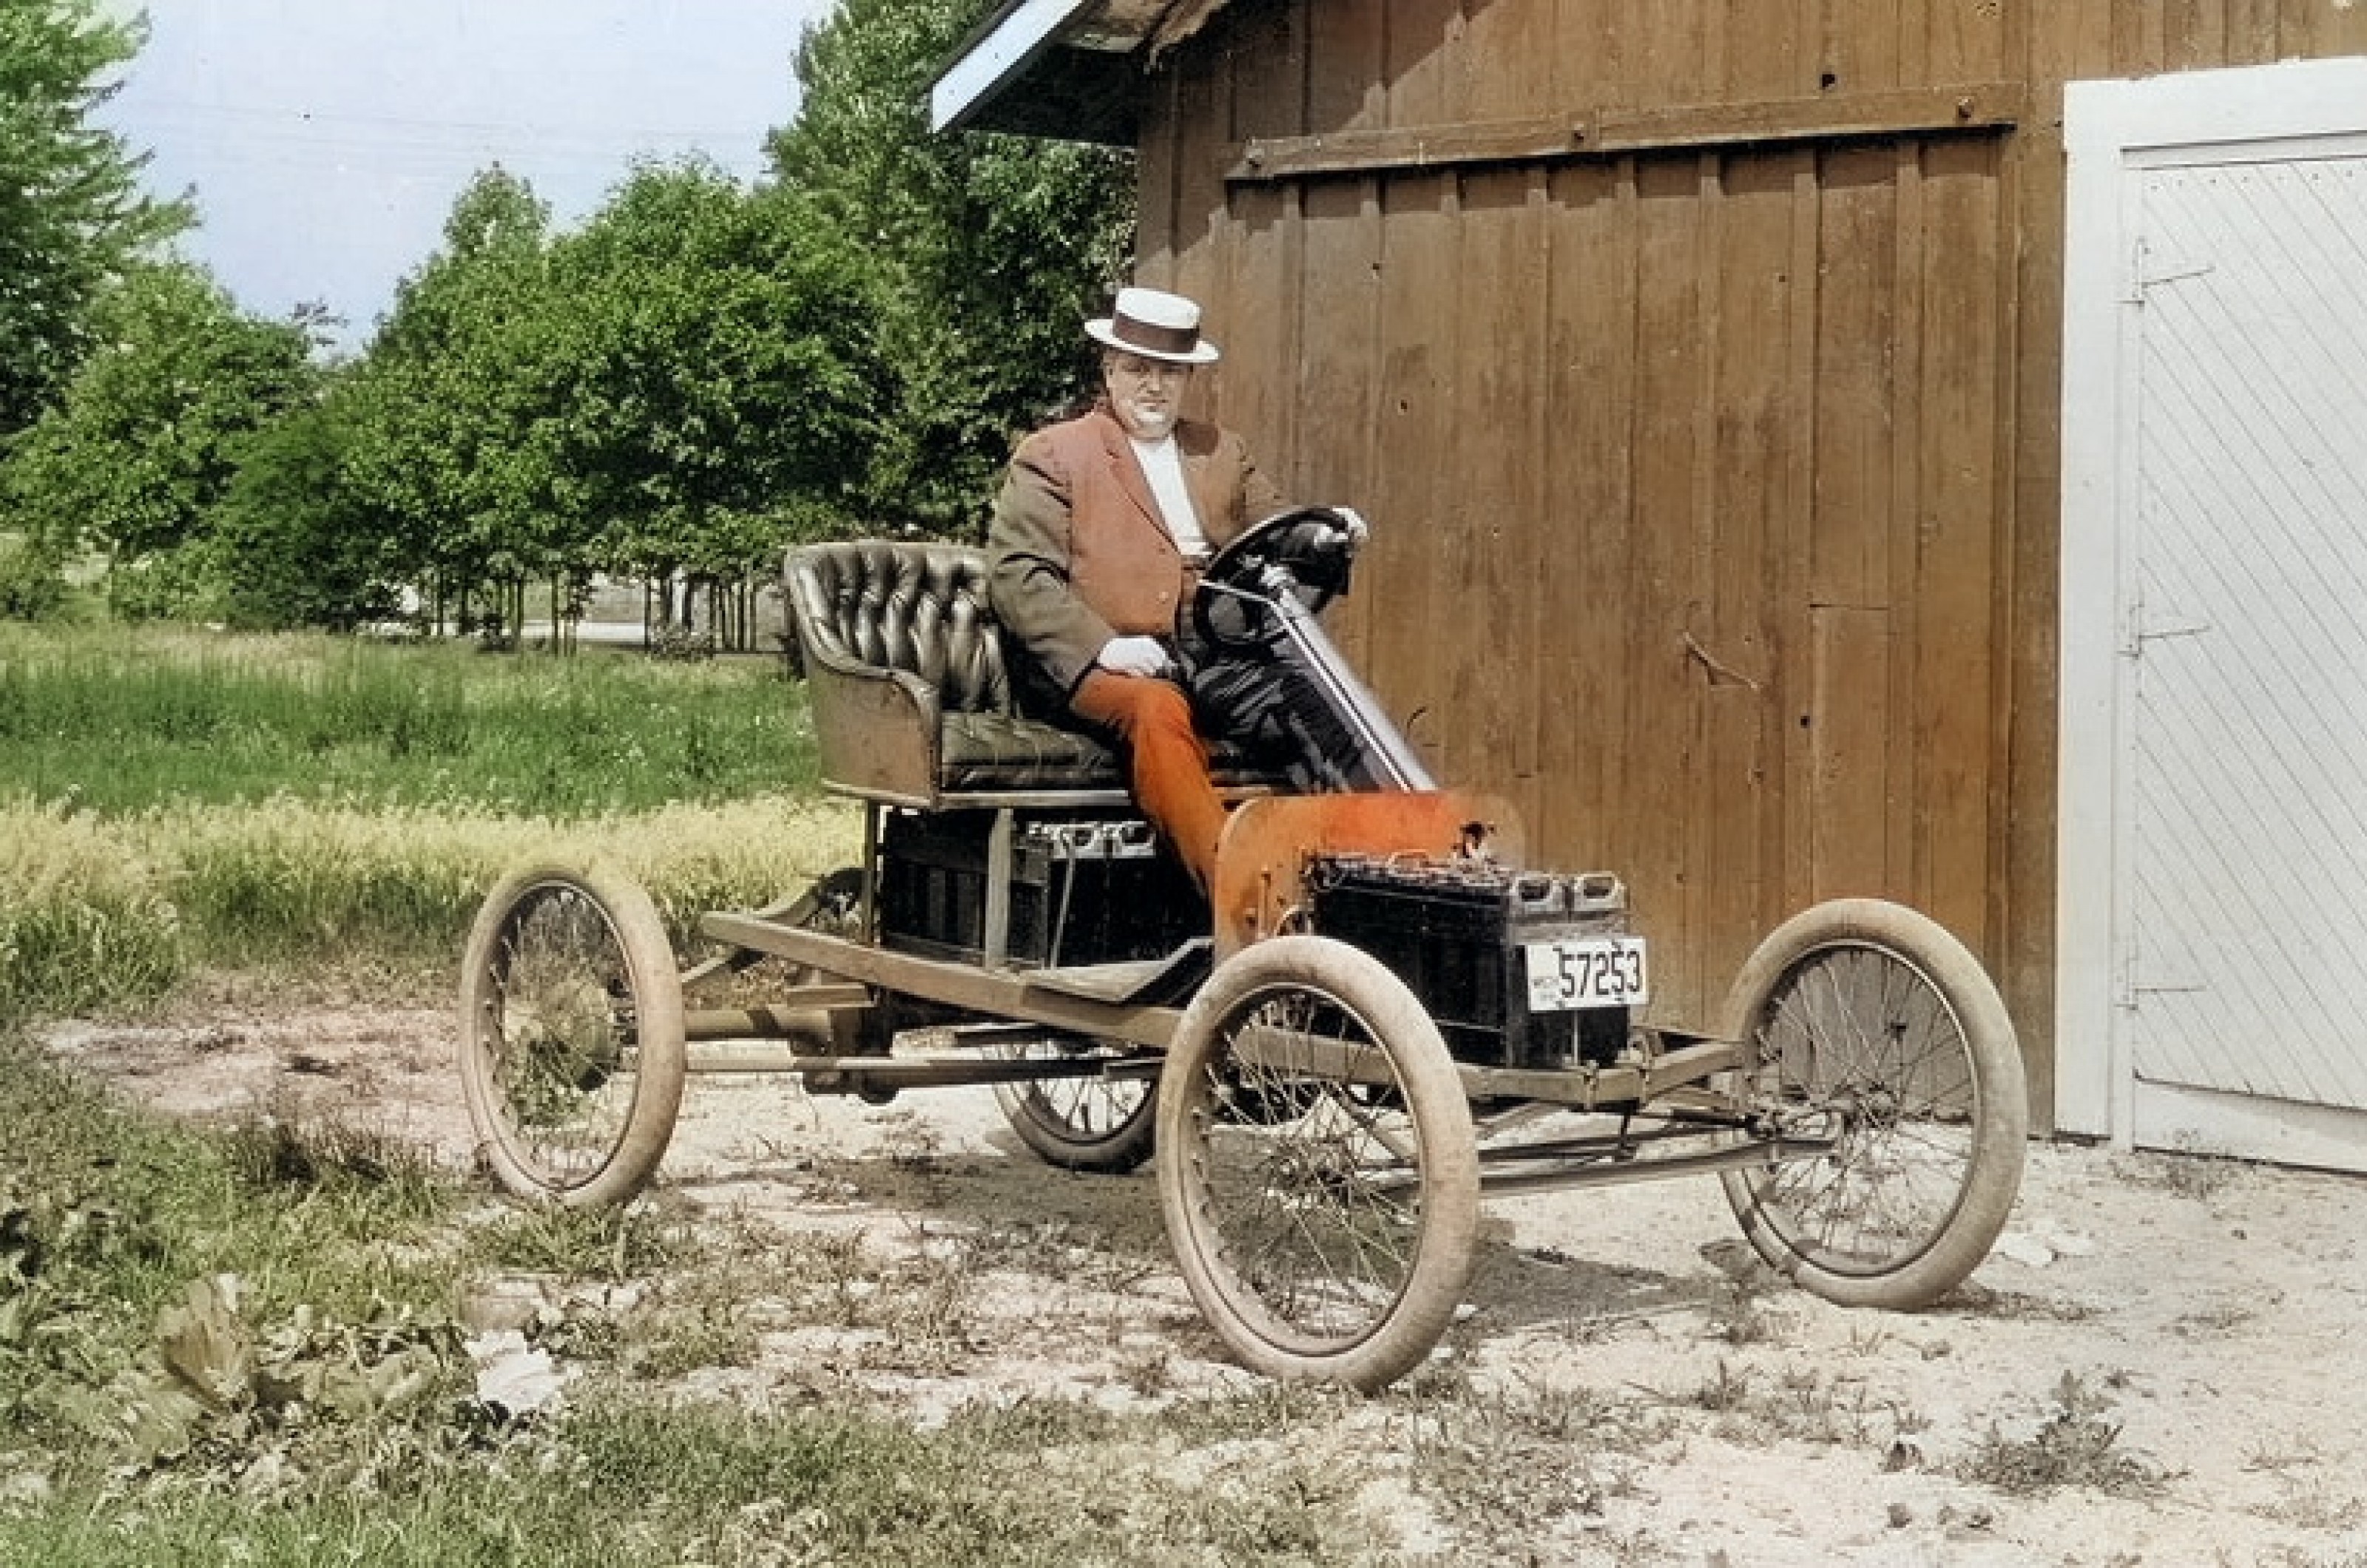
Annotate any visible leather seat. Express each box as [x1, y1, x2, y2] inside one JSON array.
[[786, 540, 1283, 806]]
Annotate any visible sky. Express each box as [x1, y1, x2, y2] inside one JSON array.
[[97, 0, 843, 348]]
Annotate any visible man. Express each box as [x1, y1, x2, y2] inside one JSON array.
[[988, 286, 1380, 894]]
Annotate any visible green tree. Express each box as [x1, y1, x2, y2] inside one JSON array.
[[0, 0, 189, 436], [547, 163, 882, 633], [212, 386, 402, 631], [1, 260, 319, 592], [770, 0, 1135, 533], [340, 167, 559, 635]]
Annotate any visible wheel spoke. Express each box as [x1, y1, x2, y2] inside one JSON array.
[[1742, 940, 1982, 1275]]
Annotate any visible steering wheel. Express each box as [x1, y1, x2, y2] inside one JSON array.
[[1191, 505, 1359, 652]]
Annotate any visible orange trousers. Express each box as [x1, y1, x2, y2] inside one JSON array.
[[1069, 669, 1224, 893]]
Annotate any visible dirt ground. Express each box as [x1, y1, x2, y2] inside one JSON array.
[[38, 997, 2367, 1568]]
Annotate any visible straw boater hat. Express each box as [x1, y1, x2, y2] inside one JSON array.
[[1087, 285, 1222, 365]]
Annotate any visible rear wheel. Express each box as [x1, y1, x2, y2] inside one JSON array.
[[1718, 899, 2027, 1308], [992, 1035, 1158, 1173], [1157, 936, 1478, 1390], [458, 863, 686, 1207]]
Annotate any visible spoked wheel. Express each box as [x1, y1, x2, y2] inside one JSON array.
[[991, 1035, 1158, 1173], [1718, 899, 2027, 1308], [458, 862, 686, 1207], [1157, 936, 1478, 1390]]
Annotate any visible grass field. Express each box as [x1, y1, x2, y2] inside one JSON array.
[[0, 625, 857, 1020], [0, 622, 819, 816]]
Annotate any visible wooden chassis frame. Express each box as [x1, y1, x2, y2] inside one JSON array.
[[678, 788, 1783, 1196]]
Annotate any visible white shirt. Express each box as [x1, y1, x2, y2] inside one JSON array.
[[1130, 436, 1209, 558]]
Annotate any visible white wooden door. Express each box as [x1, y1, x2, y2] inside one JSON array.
[[2061, 61, 2367, 1169]]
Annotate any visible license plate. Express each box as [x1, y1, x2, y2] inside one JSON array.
[[1523, 936, 1650, 1012]]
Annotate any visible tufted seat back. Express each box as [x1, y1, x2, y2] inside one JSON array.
[[786, 538, 1130, 805], [786, 538, 1290, 808], [787, 541, 1011, 720]]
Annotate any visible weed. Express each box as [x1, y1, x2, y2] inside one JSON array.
[[1702, 1274, 1778, 1345], [223, 1101, 445, 1220], [470, 1197, 703, 1283], [1400, 1379, 1661, 1536], [2112, 1144, 2248, 1201], [1958, 1371, 2169, 1497]]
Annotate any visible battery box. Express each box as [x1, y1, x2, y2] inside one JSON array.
[[877, 808, 1203, 969], [1307, 854, 1633, 1070]]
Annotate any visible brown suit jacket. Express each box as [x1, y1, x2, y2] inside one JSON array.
[[988, 404, 1286, 696]]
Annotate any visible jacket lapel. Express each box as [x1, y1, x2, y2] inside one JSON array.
[[1097, 411, 1173, 544]]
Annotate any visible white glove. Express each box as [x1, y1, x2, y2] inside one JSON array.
[[1095, 635, 1173, 679], [1333, 507, 1371, 552]]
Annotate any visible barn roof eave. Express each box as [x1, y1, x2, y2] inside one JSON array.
[[928, 0, 1235, 143]]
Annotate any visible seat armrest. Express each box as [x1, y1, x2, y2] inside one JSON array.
[[805, 658, 944, 806]]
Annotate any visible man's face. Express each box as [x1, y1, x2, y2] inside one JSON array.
[[1103, 352, 1194, 440]]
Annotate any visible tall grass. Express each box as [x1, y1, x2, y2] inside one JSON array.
[[0, 624, 860, 1017], [0, 623, 818, 816], [0, 795, 862, 1018]]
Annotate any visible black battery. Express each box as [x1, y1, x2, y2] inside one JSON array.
[[1307, 854, 1633, 1069], [877, 808, 1201, 968]]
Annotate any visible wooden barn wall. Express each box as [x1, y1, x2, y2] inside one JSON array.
[[1128, 0, 2367, 1092]]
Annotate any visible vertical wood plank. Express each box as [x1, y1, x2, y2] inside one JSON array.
[[1385, 0, 1469, 126], [1702, 148, 1799, 980], [1807, 146, 1900, 899], [1811, 606, 1894, 898], [1452, 168, 1550, 792], [2164, 0, 2226, 69], [1554, 0, 1630, 106], [1169, 38, 1232, 416], [1134, 66, 1182, 281], [1779, 154, 1824, 923], [2225, 0, 2283, 63], [1218, 5, 1306, 461], [1363, 171, 1461, 780], [1626, 153, 1712, 1016], [1723, 0, 1807, 101], [1307, 0, 1386, 131], [1927, 0, 2009, 84], [1810, 148, 1898, 614], [1636, 0, 1713, 105], [1535, 157, 1638, 870], [1914, 136, 2006, 950], [1822, 0, 1902, 94], [1886, 141, 1926, 905], [1297, 176, 1385, 666], [1466, 0, 1559, 118], [2113, 0, 2168, 73]]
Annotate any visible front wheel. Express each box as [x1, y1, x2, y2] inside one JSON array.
[[458, 862, 686, 1207], [1157, 936, 1478, 1390], [1718, 899, 2027, 1308]]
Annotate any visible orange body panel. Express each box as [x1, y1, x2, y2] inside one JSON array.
[[1210, 790, 1527, 957]]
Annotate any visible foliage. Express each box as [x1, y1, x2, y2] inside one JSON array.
[[0, 0, 1136, 629], [212, 391, 403, 631], [336, 167, 556, 626], [538, 164, 883, 587], [0, 531, 66, 620], [771, 0, 1137, 533], [1, 260, 321, 569], [0, 0, 189, 437]]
